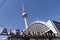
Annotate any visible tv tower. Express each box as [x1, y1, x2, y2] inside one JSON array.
[[22, 3, 28, 30]]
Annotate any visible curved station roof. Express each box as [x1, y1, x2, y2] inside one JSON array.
[[26, 21, 50, 33], [26, 20, 60, 34]]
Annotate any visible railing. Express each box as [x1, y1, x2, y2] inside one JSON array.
[[8, 31, 60, 40], [0, 29, 60, 40], [8, 35, 60, 40]]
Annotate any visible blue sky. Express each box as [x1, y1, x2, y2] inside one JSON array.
[[0, 0, 60, 39]]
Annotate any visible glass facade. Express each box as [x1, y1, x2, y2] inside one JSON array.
[[27, 23, 50, 33], [53, 21, 60, 32]]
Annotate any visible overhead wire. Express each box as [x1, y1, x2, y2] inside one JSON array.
[[0, 0, 6, 8]]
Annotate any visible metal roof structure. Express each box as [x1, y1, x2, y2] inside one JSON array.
[[26, 20, 60, 35]]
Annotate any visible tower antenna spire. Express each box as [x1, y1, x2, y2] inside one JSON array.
[[22, 2, 25, 12]]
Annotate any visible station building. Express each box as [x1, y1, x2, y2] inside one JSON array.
[[8, 5, 60, 40]]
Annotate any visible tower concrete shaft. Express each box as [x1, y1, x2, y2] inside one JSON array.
[[24, 17, 28, 30], [22, 11, 28, 30]]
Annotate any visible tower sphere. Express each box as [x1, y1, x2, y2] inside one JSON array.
[[22, 11, 27, 17]]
